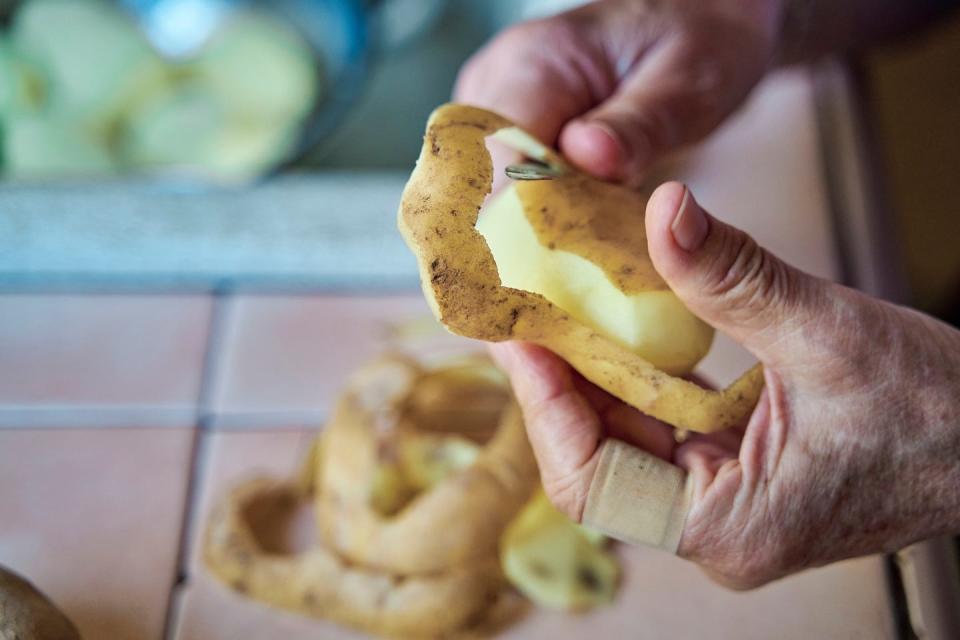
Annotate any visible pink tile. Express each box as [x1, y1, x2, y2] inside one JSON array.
[[697, 332, 758, 388], [498, 549, 893, 639], [0, 294, 212, 408], [171, 428, 366, 639], [0, 427, 195, 640], [175, 429, 894, 639], [207, 294, 484, 423]]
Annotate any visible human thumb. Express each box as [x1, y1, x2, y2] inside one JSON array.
[[645, 182, 828, 361]]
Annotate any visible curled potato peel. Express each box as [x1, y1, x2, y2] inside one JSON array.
[[398, 104, 764, 433], [204, 478, 513, 639], [204, 354, 541, 636], [318, 356, 539, 575]]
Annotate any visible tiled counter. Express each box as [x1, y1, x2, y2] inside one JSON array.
[[0, 67, 915, 638]]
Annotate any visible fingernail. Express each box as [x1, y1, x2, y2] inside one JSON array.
[[670, 187, 708, 252]]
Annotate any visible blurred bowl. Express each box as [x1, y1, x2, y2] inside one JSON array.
[[0, 0, 446, 183], [122, 0, 373, 176]]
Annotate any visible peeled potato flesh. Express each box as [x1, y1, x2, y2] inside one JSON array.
[[204, 477, 507, 639], [367, 432, 480, 516], [501, 492, 619, 611], [399, 432, 480, 491], [477, 185, 714, 375]]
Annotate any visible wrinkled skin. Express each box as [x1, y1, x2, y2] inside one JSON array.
[[491, 183, 960, 588], [456, 0, 781, 187]]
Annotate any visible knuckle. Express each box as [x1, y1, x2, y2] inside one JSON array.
[[701, 228, 792, 321], [542, 472, 589, 522], [681, 505, 789, 590], [496, 19, 559, 52], [600, 101, 675, 161], [455, 19, 575, 102], [630, 103, 676, 155]]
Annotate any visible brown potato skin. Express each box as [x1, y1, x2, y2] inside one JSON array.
[[204, 478, 507, 639], [203, 356, 536, 638], [317, 358, 539, 575], [397, 103, 764, 433]]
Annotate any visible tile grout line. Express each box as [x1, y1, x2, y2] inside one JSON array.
[[161, 292, 232, 640]]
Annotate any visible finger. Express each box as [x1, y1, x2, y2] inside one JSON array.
[[454, 17, 617, 191], [453, 19, 605, 143], [489, 342, 603, 520], [569, 370, 677, 460], [559, 20, 770, 184], [645, 182, 831, 364], [602, 403, 676, 461]]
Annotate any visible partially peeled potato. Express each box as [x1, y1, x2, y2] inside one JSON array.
[[398, 104, 763, 433], [477, 176, 714, 376]]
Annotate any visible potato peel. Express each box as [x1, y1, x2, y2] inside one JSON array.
[[318, 356, 539, 575], [398, 104, 764, 433], [204, 478, 511, 639]]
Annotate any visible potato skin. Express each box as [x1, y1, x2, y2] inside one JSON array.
[[1, 566, 81, 640], [203, 356, 536, 638], [317, 357, 539, 575], [204, 478, 508, 639], [397, 104, 764, 433]]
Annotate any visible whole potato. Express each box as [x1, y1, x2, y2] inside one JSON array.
[[0, 565, 80, 640]]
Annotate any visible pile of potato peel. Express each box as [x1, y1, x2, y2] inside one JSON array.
[[204, 355, 622, 638]]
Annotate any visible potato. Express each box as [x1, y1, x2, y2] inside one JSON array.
[[0, 36, 45, 117], [397, 104, 764, 433], [477, 184, 714, 375], [501, 492, 619, 611], [120, 81, 295, 181], [3, 114, 114, 178], [192, 10, 319, 122], [12, 0, 166, 123], [0, 566, 80, 640]]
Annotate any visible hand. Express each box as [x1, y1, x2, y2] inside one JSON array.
[[492, 182, 960, 588], [455, 0, 783, 185]]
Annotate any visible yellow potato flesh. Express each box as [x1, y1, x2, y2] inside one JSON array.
[[500, 492, 618, 611], [477, 185, 714, 376]]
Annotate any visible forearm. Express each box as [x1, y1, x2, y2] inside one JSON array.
[[777, 0, 959, 63]]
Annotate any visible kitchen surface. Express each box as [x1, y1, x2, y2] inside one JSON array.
[[2, 1, 959, 639]]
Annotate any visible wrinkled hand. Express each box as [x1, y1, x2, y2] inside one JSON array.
[[492, 182, 960, 588], [455, 0, 782, 185]]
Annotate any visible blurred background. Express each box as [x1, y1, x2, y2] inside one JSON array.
[[0, 0, 561, 180], [0, 0, 957, 316], [0, 1, 959, 639]]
